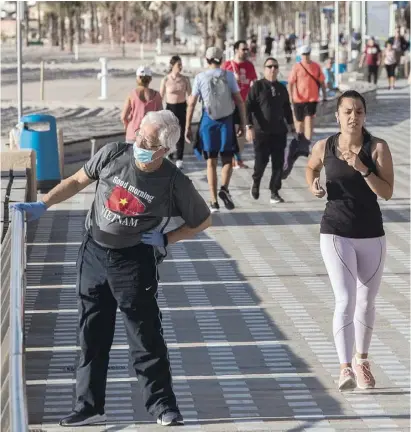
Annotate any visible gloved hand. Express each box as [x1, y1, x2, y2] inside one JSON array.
[[10, 201, 47, 222], [141, 231, 168, 248]]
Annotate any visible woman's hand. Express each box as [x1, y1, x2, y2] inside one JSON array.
[[341, 150, 368, 174], [310, 178, 326, 198]]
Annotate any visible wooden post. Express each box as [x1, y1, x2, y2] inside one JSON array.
[[9, 129, 16, 150], [57, 128, 64, 179], [40, 60, 45, 101]]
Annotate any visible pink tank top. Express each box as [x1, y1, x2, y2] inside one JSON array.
[[126, 89, 163, 141]]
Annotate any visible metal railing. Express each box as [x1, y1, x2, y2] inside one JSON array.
[[0, 207, 29, 432]]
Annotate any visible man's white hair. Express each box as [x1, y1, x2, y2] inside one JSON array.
[[140, 110, 181, 154]]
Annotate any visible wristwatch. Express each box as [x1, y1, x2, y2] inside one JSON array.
[[362, 168, 372, 178], [246, 125, 253, 129]]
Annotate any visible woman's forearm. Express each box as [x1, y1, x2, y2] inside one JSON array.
[[364, 172, 393, 200], [166, 216, 211, 245], [306, 167, 320, 188]]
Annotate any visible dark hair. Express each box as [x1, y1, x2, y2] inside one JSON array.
[[234, 40, 247, 51], [169, 55, 182, 72], [337, 90, 371, 139], [264, 57, 278, 66], [206, 58, 222, 65]]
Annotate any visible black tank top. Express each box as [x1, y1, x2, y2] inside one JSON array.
[[320, 132, 384, 238]]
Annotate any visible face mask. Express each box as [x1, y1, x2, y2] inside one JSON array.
[[134, 145, 156, 163]]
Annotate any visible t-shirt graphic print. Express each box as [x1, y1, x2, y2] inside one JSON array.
[[105, 184, 147, 216]]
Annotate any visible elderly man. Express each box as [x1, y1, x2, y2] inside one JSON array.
[[13, 111, 211, 427]]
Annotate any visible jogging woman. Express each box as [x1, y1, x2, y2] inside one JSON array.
[[160, 56, 191, 169], [306, 90, 394, 391]]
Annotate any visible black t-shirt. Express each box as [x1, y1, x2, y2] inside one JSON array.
[[320, 133, 384, 238], [246, 79, 293, 135]]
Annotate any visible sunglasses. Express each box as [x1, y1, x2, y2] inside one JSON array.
[[241, 48, 249, 52], [265, 64, 279, 69]]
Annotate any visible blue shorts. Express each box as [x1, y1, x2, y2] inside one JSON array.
[[199, 111, 235, 153]]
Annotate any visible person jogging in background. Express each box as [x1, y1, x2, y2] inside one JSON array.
[[222, 40, 258, 169], [288, 45, 327, 143], [359, 37, 382, 85], [121, 66, 163, 143], [306, 90, 394, 392], [160, 55, 192, 169], [186, 46, 247, 213], [383, 41, 398, 90], [13, 110, 211, 427], [246, 57, 295, 204]]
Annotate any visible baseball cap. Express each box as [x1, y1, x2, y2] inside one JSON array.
[[299, 45, 311, 55], [205, 47, 223, 63], [136, 66, 152, 77]]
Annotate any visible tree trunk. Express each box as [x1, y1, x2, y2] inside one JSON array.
[[37, 2, 41, 41], [75, 10, 82, 44], [202, 6, 208, 46], [68, 12, 75, 52], [171, 11, 177, 45], [50, 13, 58, 46], [240, 3, 249, 40], [59, 7, 65, 50], [95, 8, 100, 42], [24, 3, 29, 46], [90, 2, 96, 43]]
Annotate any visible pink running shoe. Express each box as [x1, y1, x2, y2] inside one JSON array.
[[339, 367, 357, 391], [353, 357, 376, 389]]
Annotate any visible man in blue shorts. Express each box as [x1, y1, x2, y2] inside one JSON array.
[[185, 46, 247, 213]]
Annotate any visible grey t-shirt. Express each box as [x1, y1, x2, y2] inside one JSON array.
[[83, 142, 210, 249]]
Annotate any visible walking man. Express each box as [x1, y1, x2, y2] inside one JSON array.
[[288, 45, 327, 143], [222, 40, 258, 169], [14, 111, 211, 427], [246, 57, 296, 204], [186, 47, 247, 213]]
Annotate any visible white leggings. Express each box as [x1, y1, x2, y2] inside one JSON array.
[[320, 234, 386, 364]]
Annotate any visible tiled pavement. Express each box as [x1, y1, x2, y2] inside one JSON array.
[[24, 84, 410, 431]]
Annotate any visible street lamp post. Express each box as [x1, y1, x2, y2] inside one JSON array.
[[16, 0, 23, 121], [335, 1, 340, 88], [233, 1, 239, 42]]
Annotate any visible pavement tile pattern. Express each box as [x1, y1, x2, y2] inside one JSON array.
[[24, 85, 409, 431]]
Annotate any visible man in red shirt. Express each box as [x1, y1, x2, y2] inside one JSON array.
[[359, 37, 382, 85], [222, 40, 258, 168]]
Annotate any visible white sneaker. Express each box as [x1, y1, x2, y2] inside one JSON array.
[[176, 160, 183, 169], [338, 367, 357, 391]]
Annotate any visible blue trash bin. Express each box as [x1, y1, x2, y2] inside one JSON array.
[[19, 114, 61, 192]]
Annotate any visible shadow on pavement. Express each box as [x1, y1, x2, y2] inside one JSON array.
[[25, 209, 343, 430]]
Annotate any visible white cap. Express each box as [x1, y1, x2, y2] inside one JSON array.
[[300, 45, 311, 55], [205, 46, 223, 62], [136, 66, 152, 77], [299, 45, 311, 55]]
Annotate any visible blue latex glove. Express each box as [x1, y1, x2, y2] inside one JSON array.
[[10, 201, 47, 222], [141, 231, 167, 248]]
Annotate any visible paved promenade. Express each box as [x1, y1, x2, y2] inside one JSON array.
[[24, 84, 409, 431]]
